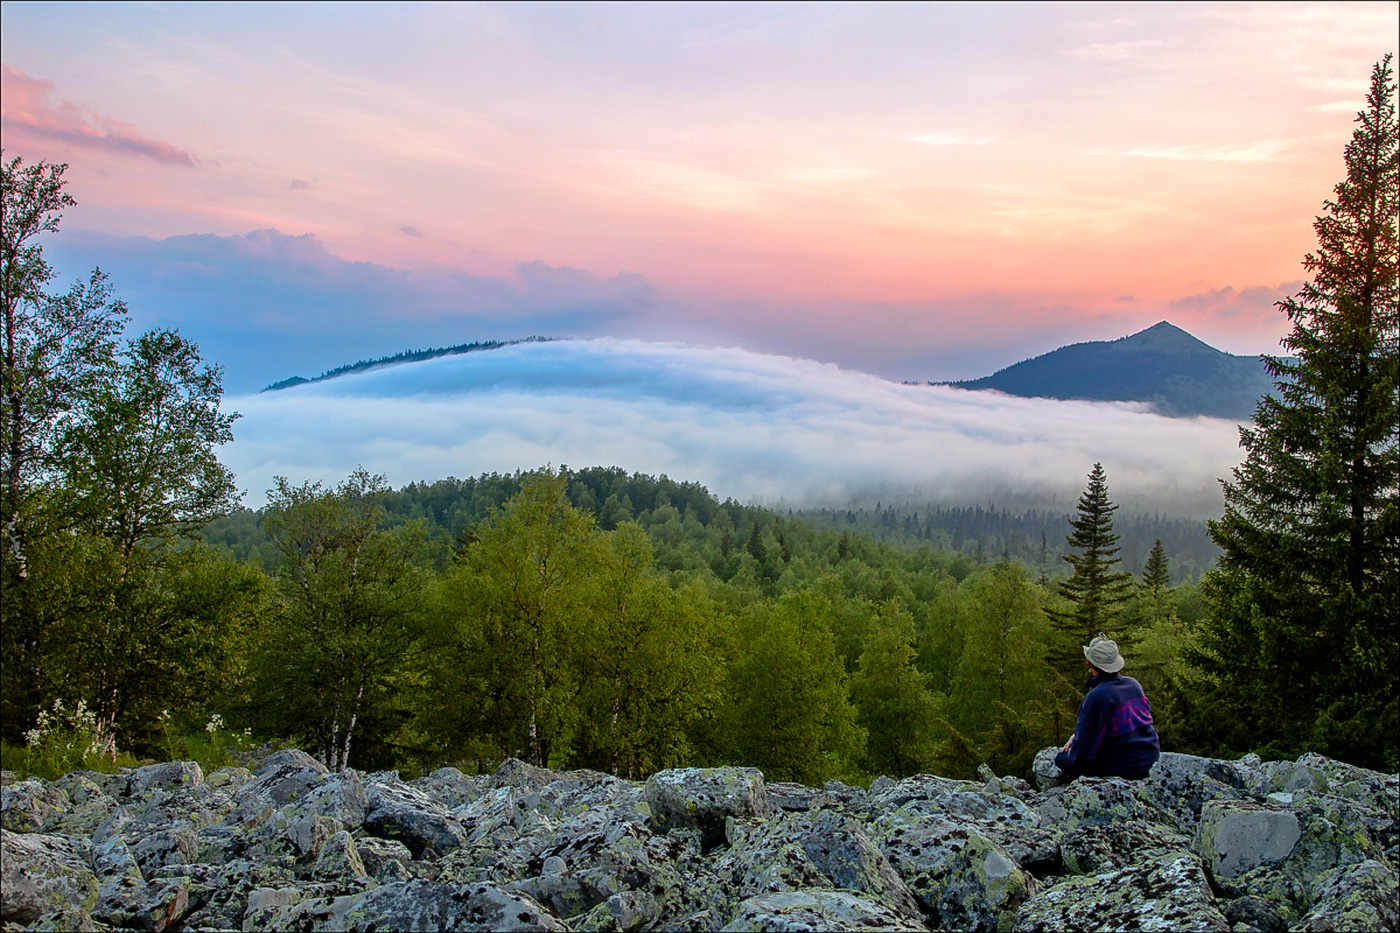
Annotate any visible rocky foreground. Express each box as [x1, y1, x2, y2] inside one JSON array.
[[2, 748, 1396, 932]]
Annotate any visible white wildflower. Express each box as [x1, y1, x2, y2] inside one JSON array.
[[25, 728, 42, 748]]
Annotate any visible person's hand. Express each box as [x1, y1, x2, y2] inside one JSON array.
[[1061, 736, 1073, 753]]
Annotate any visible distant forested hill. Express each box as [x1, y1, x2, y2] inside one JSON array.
[[940, 321, 1277, 420], [205, 465, 1216, 583], [262, 336, 548, 391]]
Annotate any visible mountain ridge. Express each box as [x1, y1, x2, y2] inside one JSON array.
[[939, 321, 1278, 420]]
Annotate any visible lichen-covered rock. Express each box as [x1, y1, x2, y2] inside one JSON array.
[[1012, 852, 1229, 932], [721, 889, 928, 932], [363, 777, 467, 858], [1195, 794, 1386, 887], [1031, 776, 1167, 832], [717, 810, 923, 922], [872, 772, 1042, 831], [313, 829, 369, 882], [877, 817, 1035, 930], [1031, 748, 1062, 790], [128, 760, 204, 797], [355, 834, 416, 881], [643, 767, 771, 851], [94, 874, 192, 932], [1059, 819, 1193, 876], [412, 766, 488, 809], [765, 782, 834, 812], [338, 879, 568, 932], [511, 812, 693, 922], [0, 829, 99, 927], [1, 778, 68, 832], [2, 747, 1393, 932], [1139, 753, 1246, 831], [572, 889, 661, 931], [1294, 859, 1400, 932]]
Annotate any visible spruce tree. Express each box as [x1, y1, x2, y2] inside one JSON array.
[[1142, 540, 1170, 592], [1191, 58, 1398, 768], [1050, 463, 1133, 672]]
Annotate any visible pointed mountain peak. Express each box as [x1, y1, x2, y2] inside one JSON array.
[[1114, 321, 1217, 354]]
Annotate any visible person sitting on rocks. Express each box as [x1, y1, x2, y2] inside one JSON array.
[[1054, 632, 1160, 780]]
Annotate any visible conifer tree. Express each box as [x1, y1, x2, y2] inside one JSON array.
[[1192, 58, 1399, 768], [1049, 463, 1133, 671], [1142, 539, 1170, 592]]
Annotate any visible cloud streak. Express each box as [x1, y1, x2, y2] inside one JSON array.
[[0, 65, 197, 167], [223, 339, 1244, 516]]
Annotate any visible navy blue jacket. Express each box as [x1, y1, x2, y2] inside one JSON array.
[[1055, 672, 1160, 779]]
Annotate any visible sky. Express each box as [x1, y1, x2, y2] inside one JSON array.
[[4, 1, 1396, 393], [2, 3, 1395, 513]]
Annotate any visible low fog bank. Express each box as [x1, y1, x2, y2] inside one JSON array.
[[223, 338, 1244, 516]]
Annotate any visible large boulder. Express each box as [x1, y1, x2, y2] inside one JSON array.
[[1031, 776, 1168, 832], [1012, 852, 1229, 932], [362, 777, 467, 858], [642, 767, 771, 852], [721, 890, 928, 932], [1195, 793, 1387, 886], [877, 817, 1037, 931], [0, 829, 100, 928], [717, 810, 924, 923], [1294, 859, 1400, 932]]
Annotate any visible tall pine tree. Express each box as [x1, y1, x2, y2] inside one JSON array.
[[1050, 463, 1133, 674], [1191, 57, 1399, 769]]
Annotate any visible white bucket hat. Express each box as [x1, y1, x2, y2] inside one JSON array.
[[1084, 632, 1125, 673]]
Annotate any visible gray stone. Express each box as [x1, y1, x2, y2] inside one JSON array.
[[1012, 852, 1230, 932], [1032, 775, 1168, 832], [363, 777, 467, 858], [721, 890, 927, 931], [1294, 858, 1399, 932], [1059, 819, 1193, 876], [338, 879, 568, 931], [0, 829, 99, 928], [1, 778, 67, 833], [877, 817, 1036, 930], [128, 761, 204, 797], [643, 767, 771, 852], [313, 829, 369, 882], [1031, 747, 1063, 790]]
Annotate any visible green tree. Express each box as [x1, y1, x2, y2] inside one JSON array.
[[945, 560, 1056, 758], [61, 328, 239, 557], [2, 154, 128, 734], [1192, 58, 1399, 768], [252, 470, 428, 771], [445, 472, 597, 766], [721, 592, 865, 783], [1050, 463, 1133, 667], [850, 604, 940, 776], [572, 523, 720, 776], [1142, 539, 1170, 592]]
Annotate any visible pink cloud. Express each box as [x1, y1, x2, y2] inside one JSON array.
[[0, 65, 196, 167], [1169, 283, 1302, 322]]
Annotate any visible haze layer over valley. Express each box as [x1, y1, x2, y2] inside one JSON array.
[[227, 337, 1244, 516]]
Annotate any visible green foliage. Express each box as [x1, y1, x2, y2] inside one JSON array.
[[249, 469, 429, 771], [2, 153, 129, 735], [3, 699, 138, 780], [721, 592, 865, 784], [156, 711, 259, 774], [1191, 59, 1400, 770], [850, 605, 940, 775], [1049, 463, 1134, 674], [61, 328, 238, 555]]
